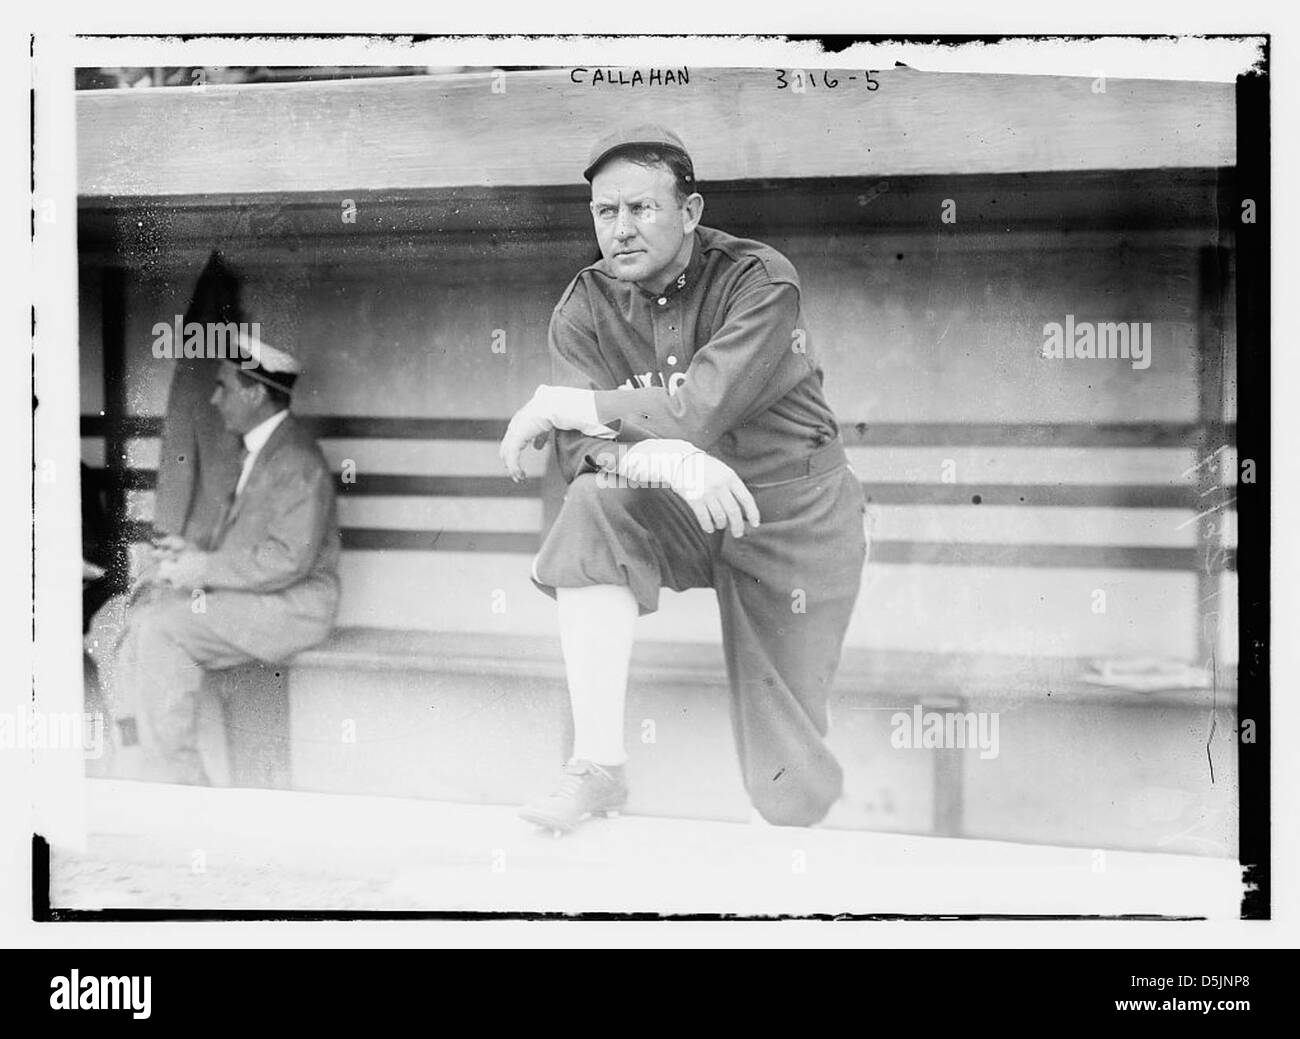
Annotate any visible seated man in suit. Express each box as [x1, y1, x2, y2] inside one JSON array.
[[87, 335, 341, 785]]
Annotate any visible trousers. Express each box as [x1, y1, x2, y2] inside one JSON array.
[[87, 587, 281, 785], [532, 440, 868, 825]]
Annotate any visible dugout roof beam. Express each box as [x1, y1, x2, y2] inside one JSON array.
[[76, 67, 1235, 198]]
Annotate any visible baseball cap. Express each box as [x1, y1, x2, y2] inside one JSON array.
[[583, 123, 695, 183]]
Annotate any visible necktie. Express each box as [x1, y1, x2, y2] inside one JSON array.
[[232, 442, 251, 499]]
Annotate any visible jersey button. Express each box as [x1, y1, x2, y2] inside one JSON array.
[[657, 297, 667, 306], [667, 355, 678, 365]]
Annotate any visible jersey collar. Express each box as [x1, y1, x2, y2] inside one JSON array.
[[637, 230, 703, 302]]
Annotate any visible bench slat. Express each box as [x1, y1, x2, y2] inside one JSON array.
[[92, 467, 1222, 511], [82, 414, 1234, 448]]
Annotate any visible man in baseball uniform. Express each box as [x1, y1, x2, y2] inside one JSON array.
[[500, 125, 867, 831]]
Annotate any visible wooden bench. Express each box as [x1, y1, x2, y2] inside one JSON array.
[[82, 413, 1239, 846], [280, 626, 1232, 844]]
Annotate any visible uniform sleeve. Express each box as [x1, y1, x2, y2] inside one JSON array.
[[200, 461, 333, 593], [548, 301, 625, 483], [590, 278, 816, 451]]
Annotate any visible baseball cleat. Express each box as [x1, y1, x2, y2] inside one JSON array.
[[519, 758, 628, 835]]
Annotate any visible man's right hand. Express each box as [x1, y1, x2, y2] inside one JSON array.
[[131, 535, 187, 592], [152, 534, 188, 555], [669, 449, 761, 538]]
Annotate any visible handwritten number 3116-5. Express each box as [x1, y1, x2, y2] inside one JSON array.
[[775, 70, 880, 91]]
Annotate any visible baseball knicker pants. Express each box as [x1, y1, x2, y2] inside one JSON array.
[[532, 438, 868, 826]]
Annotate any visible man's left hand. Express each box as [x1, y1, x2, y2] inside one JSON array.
[[156, 548, 210, 589]]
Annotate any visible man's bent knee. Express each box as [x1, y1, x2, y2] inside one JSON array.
[[749, 762, 843, 827], [560, 471, 644, 520]]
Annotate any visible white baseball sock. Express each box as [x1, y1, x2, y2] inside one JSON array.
[[557, 584, 637, 767]]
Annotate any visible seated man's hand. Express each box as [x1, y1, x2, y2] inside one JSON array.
[[156, 548, 210, 589], [132, 535, 190, 589], [152, 534, 189, 556], [632, 441, 759, 538]]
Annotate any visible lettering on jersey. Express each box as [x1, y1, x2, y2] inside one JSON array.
[[618, 370, 688, 396]]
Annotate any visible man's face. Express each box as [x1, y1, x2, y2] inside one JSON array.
[[589, 157, 699, 290], [210, 365, 264, 434]]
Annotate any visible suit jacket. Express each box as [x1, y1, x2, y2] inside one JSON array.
[[199, 413, 342, 663]]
